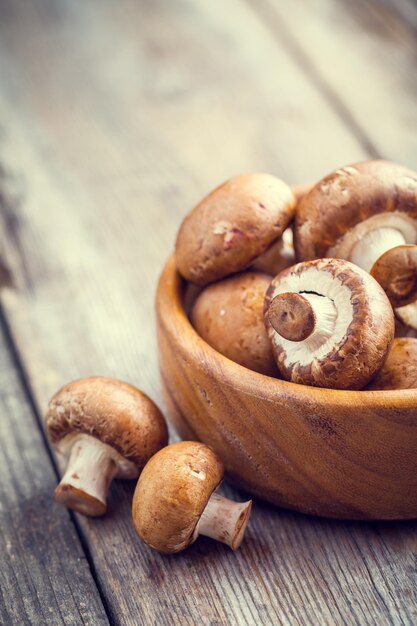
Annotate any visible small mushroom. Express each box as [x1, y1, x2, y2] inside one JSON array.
[[395, 305, 417, 334], [366, 338, 417, 390], [175, 173, 295, 285], [264, 258, 395, 389], [45, 377, 168, 516], [190, 271, 277, 376], [251, 227, 295, 276], [132, 441, 252, 553], [294, 160, 417, 315]]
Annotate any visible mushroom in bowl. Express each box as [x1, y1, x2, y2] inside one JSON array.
[[175, 173, 296, 286], [294, 160, 417, 325], [366, 338, 417, 390], [251, 227, 295, 277], [264, 258, 395, 389], [190, 271, 277, 376]]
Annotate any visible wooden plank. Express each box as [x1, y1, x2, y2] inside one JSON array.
[[249, 0, 417, 165], [0, 0, 370, 403], [0, 0, 415, 625], [377, 0, 417, 34], [0, 317, 110, 626]]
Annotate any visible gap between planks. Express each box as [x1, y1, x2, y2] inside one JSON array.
[[0, 299, 111, 626]]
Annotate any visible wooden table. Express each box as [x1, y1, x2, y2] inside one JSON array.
[[0, 1, 416, 624]]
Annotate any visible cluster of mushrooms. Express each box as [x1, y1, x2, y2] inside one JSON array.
[[45, 159, 416, 556], [45, 377, 252, 553], [176, 160, 417, 391]]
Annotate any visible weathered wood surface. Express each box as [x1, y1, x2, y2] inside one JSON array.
[[0, 0, 415, 625], [0, 317, 109, 626], [253, 0, 417, 163]]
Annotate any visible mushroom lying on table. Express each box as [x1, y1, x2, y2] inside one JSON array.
[[190, 271, 277, 376], [132, 441, 252, 553], [366, 338, 417, 390], [264, 258, 395, 389], [45, 377, 168, 516], [294, 160, 417, 325], [175, 173, 295, 285]]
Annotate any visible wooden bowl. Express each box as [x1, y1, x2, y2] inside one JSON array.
[[156, 256, 417, 520]]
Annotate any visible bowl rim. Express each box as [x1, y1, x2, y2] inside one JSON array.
[[158, 255, 417, 410]]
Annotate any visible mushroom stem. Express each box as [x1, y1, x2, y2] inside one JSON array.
[[196, 492, 252, 550], [268, 292, 337, 350], [351, 227, 405, 273], [55, 435, 118, 517]]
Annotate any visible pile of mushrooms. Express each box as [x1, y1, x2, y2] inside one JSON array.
[[175, 162, 417, 391], [44, 159, 416, 558]]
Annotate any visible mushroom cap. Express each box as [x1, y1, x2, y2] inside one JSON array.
[[190, 271, 277, 376], [370, 244, 417, 308], [45, 377, 168, 473], [132, 441, 224, 553], [366, 338, 417, 390], [264, 258, 395, 389], [294, 160, 417, 260], [175, 173, 295, 285]]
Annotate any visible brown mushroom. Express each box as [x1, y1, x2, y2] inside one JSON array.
[[366, 338, 417, 390], [190, 271, 277, 376], [395, 306, 417, 335], [175, 173, 295, 286], [264, 258, 395, 389], [45, 377, 168, 516], [132, 441, 252, 553], [370, 245, 417, 309], [294, 160, 417, 315], [251, 227, 295, 276]]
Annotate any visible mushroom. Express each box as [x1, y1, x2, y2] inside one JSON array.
[[175, 173, 295, 286], [190, 271, 277, 376], [45, 377, 168, 516], [366, 338, 417, 390], [264, 258, 395, 389], [294, 160, 417, 318], [370, 245, 417, 309], [250, 227, 295, 276], [395, 305, 417, 334], [132, 441, 252, 553]]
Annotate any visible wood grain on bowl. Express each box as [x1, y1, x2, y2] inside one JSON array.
[[157, 255, 417, 520]]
